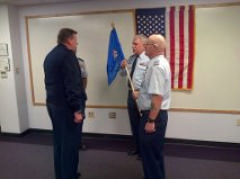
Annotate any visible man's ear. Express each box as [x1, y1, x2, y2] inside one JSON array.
[[65, 38, 70, 45]]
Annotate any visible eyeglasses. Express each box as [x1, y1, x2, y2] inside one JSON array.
[[144, 43, 156, 46]]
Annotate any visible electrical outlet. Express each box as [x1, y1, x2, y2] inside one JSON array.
[[236, 119, 240, 126], [88, 111, 95, 118], [109, 112, 116, 119]]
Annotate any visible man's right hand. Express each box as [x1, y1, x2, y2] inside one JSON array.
[[74, 111, 83, 123], [121, 59, 127, 69]]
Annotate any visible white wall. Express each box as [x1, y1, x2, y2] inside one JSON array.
[[8, 5, 29, 133], [167, 112, 240, 143], [1, 0, 240, 143], [0, 5, 22, 133]]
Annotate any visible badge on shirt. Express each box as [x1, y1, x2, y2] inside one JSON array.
[[139, 62, 148, 66]]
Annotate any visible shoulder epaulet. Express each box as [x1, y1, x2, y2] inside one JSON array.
[[78, 57, 84, 62], [128, 54, 137, 59], [128, 54, 138, 61]]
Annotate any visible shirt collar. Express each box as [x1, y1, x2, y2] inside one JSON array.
[[151, 54, 164, 62], [139, 51, 145, 59], [149, 55, 164, 66]]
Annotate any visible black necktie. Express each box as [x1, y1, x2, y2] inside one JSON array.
[[130, 55, 139, 79], [128, 55, 138, 89]]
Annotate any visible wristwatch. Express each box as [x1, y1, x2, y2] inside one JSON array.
[[147, 118, 155, 123]]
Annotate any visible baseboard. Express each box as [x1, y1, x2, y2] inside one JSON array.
[[0, 128, 52, 137], [0, 131, 27, 137], [27, 129, 131, 141], [165, 138, 240, 148], [27, 128, 53, 135], [1, 128, 240, 148]]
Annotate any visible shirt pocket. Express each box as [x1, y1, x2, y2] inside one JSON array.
[[138, 62, 147, 70]]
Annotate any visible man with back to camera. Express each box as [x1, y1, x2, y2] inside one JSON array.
[[44, 28, 86, 179], [136, 34, 171, 179], [120, 35, 150, 159]]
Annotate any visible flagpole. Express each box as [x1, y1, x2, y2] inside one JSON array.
[[108, 23, 141, 115], [111, 22, 115, 28], [125, 67, 134, 92]]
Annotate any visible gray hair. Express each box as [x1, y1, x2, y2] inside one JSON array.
[[134, 34, 148, 44]]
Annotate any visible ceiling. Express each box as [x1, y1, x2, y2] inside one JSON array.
[[0, 0, 98, 6]]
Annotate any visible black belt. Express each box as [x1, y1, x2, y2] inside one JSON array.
[[128, 89, 139, 92], [141, 110, 150, 114], [141, 109, 167, 114]]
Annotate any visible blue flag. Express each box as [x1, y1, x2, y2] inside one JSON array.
[[107, 28, 125, 85]]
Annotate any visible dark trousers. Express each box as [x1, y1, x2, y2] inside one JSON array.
[[127, 90, 141, 153], [139, 110, 168, 179], [47, 103, 82, 179], [78, 102, 86, 148], [78, 121, 84, 147]]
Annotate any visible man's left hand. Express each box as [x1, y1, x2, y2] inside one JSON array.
[[144, 122, 156, 133]]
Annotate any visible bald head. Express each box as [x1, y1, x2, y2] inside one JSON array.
[[149, 34, 166, 52], [145, 34, 166, 58]]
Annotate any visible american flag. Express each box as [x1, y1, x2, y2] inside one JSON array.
[[136, 6, 195, 90]]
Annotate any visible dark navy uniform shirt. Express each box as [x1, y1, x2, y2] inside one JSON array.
[[44, 43, 86, 113]]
